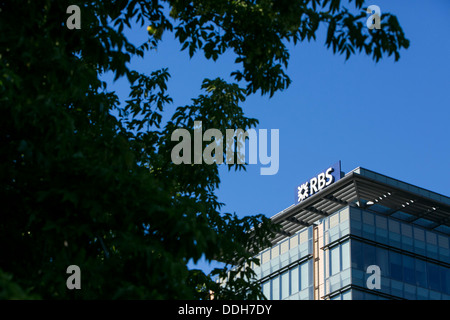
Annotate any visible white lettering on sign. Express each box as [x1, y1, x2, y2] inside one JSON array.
[[297, 167, 334, 203]]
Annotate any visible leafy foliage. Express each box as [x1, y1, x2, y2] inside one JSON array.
[[0, 0, 408, 299]]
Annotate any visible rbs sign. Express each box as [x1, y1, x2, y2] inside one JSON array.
[[295, 161, 341, 204]]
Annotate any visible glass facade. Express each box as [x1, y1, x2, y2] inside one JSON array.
[[259, 259, 313, 300], [253, 203, 450, 300], [253, 228, 314, 300], [240, 167, 450, 300], [348, 207, 450, 300]]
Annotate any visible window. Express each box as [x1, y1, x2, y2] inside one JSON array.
[[262, 250, 270, 264], [260, 258, 312, 300], [389, 251, 402, 281], [438, 235, 449, 264], [299, 230, 308, 244], [262, 280, 270, 299], [414, 227, 426, 256], [362, 211, 374, 225], [427, 262, 441, 292], [290, 266, 299, 295], [442, 266, 450, 295], [289, 234, 298, 249], [426, 231, 438, 259], [340, 208, 349, 222], [362, 242, 376, 268], [330, 245, 340, 275], [299, 231, 309, 256], [271, 276, 280, 300], [376, 246, 389, 278], [280, 240, 289, 255], [362, 211, 375, 240], [375, 215, 388, 242], [401, 223, 412, 237], [402, 255, 415, 285], [341, 241, 350, 270], [281, 271, 289, 299], [271, 245, 279, 259], [329, 240, 350, 276], [415, 258, 427, 288], [401, 223, 413, 251], [330, 213, 339, 228], [300, 261, 309, 290], [388, 220, 400, 246], [351, 240, 363, 270]]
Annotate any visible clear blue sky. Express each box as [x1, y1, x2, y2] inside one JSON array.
[[105, 0, 450, 272]]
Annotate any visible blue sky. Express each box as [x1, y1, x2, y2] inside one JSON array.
[[105, 0, 450, 272]]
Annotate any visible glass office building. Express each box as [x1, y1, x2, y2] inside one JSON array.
[[250, 165, 450, 300]]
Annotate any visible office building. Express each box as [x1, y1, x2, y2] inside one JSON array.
[[251, 162, 450, 300]]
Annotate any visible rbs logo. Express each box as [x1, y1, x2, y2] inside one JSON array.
[[295, 162, 341, 204]]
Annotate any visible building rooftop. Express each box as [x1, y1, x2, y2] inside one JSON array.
[[270, 167, 450, 245]]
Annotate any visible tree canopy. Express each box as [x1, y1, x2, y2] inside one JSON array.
[[0, 0, 408, 299]]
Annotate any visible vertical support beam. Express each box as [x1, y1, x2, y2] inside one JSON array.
[[317, 224, 325, 299], [313, 225, 320, 300]]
